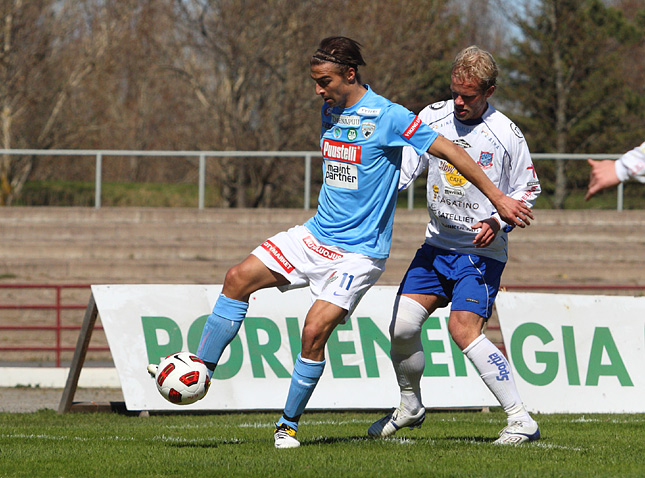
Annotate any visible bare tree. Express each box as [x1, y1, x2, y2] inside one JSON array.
[[0, 0, 112, 205]]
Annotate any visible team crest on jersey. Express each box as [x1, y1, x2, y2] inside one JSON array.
[[361, 121, 376, 139], [332, 127, 342, 139], [478, 151, 494, 169]]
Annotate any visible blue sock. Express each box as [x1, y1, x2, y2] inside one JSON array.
[[277, 354, 325, 431], [197, 294, 248, 376]]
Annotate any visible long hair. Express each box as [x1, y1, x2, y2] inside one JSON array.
[[311, 36, 366, 83]]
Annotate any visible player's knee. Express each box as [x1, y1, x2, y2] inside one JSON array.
[[299, 324, 327, 361], [448, 318, 482, 351], [389, 295, 428, 342], [222, 264, 253, 299]]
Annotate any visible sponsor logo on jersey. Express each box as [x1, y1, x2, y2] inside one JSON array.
[[430, 101, 447, 110], [453, 138, 472, 148], [347, 128, 358, 141], [439, 159, 469, 187], [437, 196, 480, 209], [437, 211, 474, 223], [478, 151, 494, 169], [403, 116, 422, 139], [332, 127, 342, 139], [324, 160, 358, 190], [361, 121, 376, 139], [332, 114, 360, 127], [444, 186, 465, 197], [357, 107, 380, 116], [527, 180, 540, 187], [261, 240, 294, 273], [303, 235, 344, 261], [432, 184, 439, 200], [322, 139, 362, 164]]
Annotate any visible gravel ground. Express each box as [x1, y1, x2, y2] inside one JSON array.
[[0, 387, 125, 413]]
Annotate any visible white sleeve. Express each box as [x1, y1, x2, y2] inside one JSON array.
[[615, 141, 645, 183], [491, 133, 541, 232], [399, 145, 430, 191]]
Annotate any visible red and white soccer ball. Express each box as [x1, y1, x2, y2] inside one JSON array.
[[153, 352, 211, 405]]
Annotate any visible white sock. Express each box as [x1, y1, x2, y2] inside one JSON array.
[[464, 334, 532, 424], [390, 295, 430, 414]]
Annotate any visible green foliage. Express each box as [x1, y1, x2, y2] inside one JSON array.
[[1, 410, 645, 477], [16, 180, 219, 208], [499, 0, 645, 208]]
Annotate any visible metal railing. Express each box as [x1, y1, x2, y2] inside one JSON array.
[[0, 149, 623, 210], [0, 284, 108, 367]]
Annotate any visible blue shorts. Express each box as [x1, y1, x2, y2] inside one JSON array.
[[398, 244, 506, 319]]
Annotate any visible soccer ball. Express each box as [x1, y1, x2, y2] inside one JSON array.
[[150, 352, 211, 405]]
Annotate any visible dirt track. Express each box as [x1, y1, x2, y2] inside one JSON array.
[[0, 387, 124, 413]]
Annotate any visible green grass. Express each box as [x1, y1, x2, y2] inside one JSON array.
[[16, 178, 645, 209], [1, 410, 644, 477], [16, 180, 220, 208]]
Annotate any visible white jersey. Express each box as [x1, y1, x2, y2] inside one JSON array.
[[400, 100, 541, 263], [615, 141, 645, 183]]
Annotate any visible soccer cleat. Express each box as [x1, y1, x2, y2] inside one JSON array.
[[147, 363, 158, 378], [368, 407, 426, 437], [274, 423, 300, 449], [494, 420, 541, 445]]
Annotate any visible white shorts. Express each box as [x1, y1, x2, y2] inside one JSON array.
[[251, 224, 386, 319]]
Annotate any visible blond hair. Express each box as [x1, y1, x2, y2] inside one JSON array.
[[452, 46, 498, 92]]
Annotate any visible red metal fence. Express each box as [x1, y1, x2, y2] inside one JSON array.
[[0, 284, 109, 367], [1, 284, 643, 367]]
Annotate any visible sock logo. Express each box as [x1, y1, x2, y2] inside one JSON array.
[[488, 352, 510, 381]]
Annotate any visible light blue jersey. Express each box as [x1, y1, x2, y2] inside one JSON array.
[[305, 85, 438, 258]]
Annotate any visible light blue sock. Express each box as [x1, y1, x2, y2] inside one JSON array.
[[277, 354, 325, 431], [197, 294, 248, 376]]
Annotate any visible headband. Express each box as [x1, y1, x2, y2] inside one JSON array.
[[312, 49, 358, 69]]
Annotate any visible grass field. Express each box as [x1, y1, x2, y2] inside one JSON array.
[[1, 409, 644, 477]]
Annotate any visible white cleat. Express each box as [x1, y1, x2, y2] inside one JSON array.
[[494, 420, 541, 445], [368, 407, 426, 437], [274, 423, 300, 449], [147, 364, 158, 378]]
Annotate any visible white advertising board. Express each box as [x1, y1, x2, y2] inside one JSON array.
[[93, 284, 497, 411], [496, 292, 645, 413]]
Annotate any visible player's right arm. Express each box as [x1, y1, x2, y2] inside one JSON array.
[[427, 135, 533, 228], [586, 141, 645, 200]]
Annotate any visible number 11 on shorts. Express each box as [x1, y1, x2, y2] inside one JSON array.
[[339, 273, 354, 290]]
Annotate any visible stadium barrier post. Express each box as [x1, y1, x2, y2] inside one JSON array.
[[58, 292, 99, 414]]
